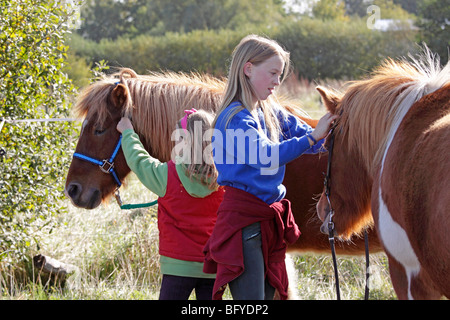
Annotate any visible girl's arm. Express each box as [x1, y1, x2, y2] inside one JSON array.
[[119, 119, 168, 197], [280, 112, 324, 154], [281, 112, 337, 154], [219, 114, 314, 169]]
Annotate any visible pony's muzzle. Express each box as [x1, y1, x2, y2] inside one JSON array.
[[65, 182, 82, 201], [65, 182, 102, 209]]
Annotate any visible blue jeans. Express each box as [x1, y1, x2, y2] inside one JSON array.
[[229, 222, 275, 300]]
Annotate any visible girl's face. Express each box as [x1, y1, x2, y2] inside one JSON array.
[[244, 54, 285, 104]]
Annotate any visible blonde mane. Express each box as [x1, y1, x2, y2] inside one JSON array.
[[336, 50, 450, 173], [74, 68, 314, 162], [75, 69, 226, 161]]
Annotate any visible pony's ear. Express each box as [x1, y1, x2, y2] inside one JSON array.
[[316, 86, 341, 114], [111, 84, 128, 109]]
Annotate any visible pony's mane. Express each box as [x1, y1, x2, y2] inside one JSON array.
[[74, 69, 226, 161], [336, 48, 450, 172], [73, 68, 314, 161], [73, 77, 118, 124], [121, 69, 225, 161]]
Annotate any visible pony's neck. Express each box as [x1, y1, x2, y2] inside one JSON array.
[[342, 58, 450, 176], [122, 72, 224, 162]]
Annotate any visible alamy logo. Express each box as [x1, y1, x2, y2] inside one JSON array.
[[366, 5, 381, 30], [170, 121, 280, 175]]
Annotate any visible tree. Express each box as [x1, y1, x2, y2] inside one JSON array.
[[77, 0, 132, 41], [393, 0, 420, 15], [0, 0, 77, 268], [312, 0, 348, 21], [77, 0, 287, 41], [416, 0, 450, 61]]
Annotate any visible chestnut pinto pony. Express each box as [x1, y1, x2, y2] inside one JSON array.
[[316, 51, 450, 299], [65, 69, 382, 258]]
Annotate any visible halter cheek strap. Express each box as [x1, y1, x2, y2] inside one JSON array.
[[180, 108, 197, 134], [73, 134, 123, 188]]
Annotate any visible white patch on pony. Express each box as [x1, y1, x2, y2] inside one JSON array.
[[376, 80, 421, 300], [376, 49, 450, 299], [378, 95, 421, 299], [377, 190, 420, 300], [81, 119, 88, 136]]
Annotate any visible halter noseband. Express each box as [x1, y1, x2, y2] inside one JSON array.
[[73, 134, 123, 188]]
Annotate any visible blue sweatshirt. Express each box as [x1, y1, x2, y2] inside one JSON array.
[[212, 101, 324, 204]]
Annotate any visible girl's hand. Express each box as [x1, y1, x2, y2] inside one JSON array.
[[116, 117, 134, 133], [310, 113, 338, 142]]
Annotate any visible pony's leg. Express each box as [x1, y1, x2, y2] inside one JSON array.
[[285, 253, 299, 300], [388, 255, 441, 299], [409, 271, 442, 300], [386, 255, 409, 300], [272, 254, 299, 300]]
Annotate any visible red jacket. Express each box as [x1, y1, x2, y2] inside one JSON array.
[[158, 161, 224, 262], [203, 186, 300, 300]]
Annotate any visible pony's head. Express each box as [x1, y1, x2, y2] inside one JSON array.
[[64, 70, 136, 209], [315, 86, 374, 239], [65, 68, 225, 209]]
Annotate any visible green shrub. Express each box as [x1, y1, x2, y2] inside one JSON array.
[[0, 0, 77, 271], [68, 18, 417, 80]]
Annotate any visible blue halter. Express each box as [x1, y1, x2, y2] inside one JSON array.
[[73, 135, 123, 188]]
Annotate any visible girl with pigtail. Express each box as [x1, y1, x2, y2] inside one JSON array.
[[117, 109, 223, 300]]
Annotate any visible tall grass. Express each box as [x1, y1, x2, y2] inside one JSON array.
[[1, 174, 395, 300], [0, 78, 396, 300]]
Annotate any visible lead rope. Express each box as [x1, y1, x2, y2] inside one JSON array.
[[114, 188, 157, 210], [324, 123, 370, 300], [327, 210, 341, 300], [364, 229, 370, 300]]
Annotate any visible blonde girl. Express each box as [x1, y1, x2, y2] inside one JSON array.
[[204, 35, 337, 300], [117, 109, 224, 300]]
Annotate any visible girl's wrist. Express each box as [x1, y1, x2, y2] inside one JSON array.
[[306, 133, 317, 146]]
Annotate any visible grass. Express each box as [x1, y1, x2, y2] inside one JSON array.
[[0, 77, 396, 300], [291, 253, 395, 300], [1, 174, 396, 300]]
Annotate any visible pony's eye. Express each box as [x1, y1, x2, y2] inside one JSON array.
[[94, 128, 106, 136]]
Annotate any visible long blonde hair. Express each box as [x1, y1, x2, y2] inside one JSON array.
[[213, 34, 292, 142], [179, 110, 219, 191]]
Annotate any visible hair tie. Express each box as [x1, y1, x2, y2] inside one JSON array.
[[180, 108, 197, 134]]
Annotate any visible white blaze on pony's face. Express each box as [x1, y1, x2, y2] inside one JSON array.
[[81, 119, 88, 135]]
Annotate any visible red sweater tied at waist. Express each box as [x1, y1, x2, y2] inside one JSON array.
[[203, 186, 301, 300]]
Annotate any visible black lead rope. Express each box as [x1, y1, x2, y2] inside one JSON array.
[[364, 229, 370, 300], [325, 127, 341, 300], [328, 212, 341, 300], [324, 123, 370, 300]]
